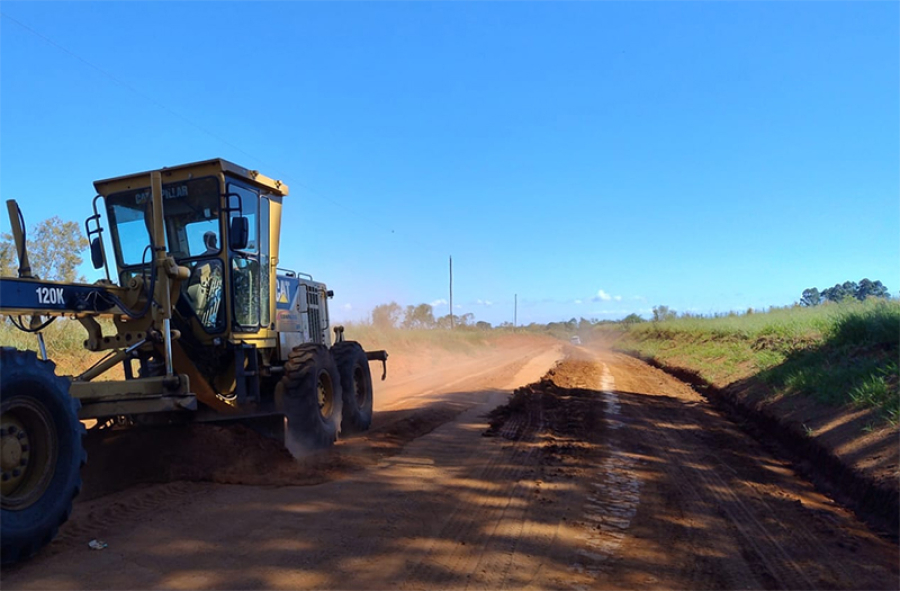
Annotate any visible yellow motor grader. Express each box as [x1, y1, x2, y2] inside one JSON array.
[[0, 159, 387, 564]]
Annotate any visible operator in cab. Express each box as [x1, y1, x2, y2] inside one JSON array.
[[202, 231, 218, 255]]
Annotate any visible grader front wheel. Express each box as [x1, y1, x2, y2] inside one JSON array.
[[0, 347, 85, 565], [332, 341, 374, 434], [278, 344, 344, 450]]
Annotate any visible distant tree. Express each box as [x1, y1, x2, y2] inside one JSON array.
[[841, 281, 860, 300], [0, 239, 15, 277], [435, 314, 460, 329], [856, 278, 889, 300], [856, 279, 876, 300], [804, 279, 890, 305], [458, 312, 475, 327], [621, 313, 645, 324], [402, 303, 435, 329], [870, 280, 889, 299], [475, 320, 492, 330], [822, 283, 855, 303], [372, 302, 403, 329], [417, 303, 436, 328], [800, 287, 821, 307], [652, 305, 677, 322], [402, 305, 415, 329], [0, 216, 89, 282]]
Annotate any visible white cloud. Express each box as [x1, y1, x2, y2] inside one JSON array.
[[574, 299, 583, 305], [430, 299, 448, 307], [591, 289, 624, 303], [475, 299, 493, 306], [341, 303, 352, 311]]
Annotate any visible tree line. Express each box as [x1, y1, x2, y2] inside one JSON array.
[[800, 279, 890, 307], [371, 302, 493, 331], [0, 217, 89, 282], [369, 302, 623, 333]]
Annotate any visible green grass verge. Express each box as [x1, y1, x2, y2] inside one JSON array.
[[613, 299, 900, 425]]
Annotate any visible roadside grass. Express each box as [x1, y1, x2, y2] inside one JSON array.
[[615, 299, 900, 425], [0, 318, 105, 376], [849, 361, 899, 425]]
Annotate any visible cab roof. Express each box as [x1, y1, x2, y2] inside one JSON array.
[[93, 158, 289, 197]]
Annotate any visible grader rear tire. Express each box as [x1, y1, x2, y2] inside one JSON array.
[[279, 344, 343, 450], [0, 347, 85, 565], [332, 341, 373, 434]]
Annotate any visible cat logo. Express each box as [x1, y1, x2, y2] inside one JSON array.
[[276, 279, 290, 304]]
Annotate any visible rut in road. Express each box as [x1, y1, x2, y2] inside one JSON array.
[[572, 362, 642, 578]]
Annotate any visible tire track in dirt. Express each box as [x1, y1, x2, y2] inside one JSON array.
[[400, 409, 543, 589], [393, 382, 552, 588], [610, 354, 812, 589], [640, 408, 817, 590], [1, 482, 211, 573], [386, 347, 570, 589], [605, 351, 897, 590], [323, 346, 569, 590], [571, 362, 642, 581]]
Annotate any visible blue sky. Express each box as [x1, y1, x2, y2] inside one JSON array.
[[1, 2, 897, 325]]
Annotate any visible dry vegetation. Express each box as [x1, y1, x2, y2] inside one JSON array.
[[0, 318, 120, 378]]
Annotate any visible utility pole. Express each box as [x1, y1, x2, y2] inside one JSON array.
[[449, 255, 453, 330], [514, 293, 517, 329]]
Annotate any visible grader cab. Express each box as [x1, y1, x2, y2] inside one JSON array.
[[0, 159, 387, 564]]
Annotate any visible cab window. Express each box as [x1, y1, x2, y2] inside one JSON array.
[[107, 177, 220, 266], [227, 183, 258, 253], [226, 180, 266, 330]]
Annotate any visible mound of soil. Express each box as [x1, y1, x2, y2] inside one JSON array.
[[484, 358, 605, 444]]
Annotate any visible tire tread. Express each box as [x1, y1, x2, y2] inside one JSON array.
[[1, 347, 84, 565]]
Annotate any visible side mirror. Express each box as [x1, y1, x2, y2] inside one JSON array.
[[230, 216, 249, 250], [90, 237, 104, 269]]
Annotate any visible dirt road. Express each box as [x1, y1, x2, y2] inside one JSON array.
[[1, 340, 897, 589]]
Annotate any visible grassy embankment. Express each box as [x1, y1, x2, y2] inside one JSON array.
[[613, 299, 899, 426]]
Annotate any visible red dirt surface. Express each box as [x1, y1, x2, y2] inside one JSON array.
[[1, 339, 896, 590]]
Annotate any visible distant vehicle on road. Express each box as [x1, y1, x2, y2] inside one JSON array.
[[570, 336, 582, 345]]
